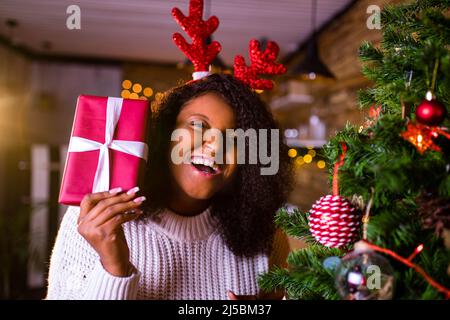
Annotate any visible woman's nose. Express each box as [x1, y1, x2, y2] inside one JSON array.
[[203, 142, 216, 157]]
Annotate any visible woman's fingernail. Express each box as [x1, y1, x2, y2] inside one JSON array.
[[109, 187, 122, 194], [127, 187, 140, 195], [133, 196, 146, 203]]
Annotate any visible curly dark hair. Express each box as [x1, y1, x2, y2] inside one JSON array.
[[141, 73, 293, 257]]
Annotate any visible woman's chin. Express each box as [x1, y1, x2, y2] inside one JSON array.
[[171, 164, 226, 200], [183, 187, 216, 201]]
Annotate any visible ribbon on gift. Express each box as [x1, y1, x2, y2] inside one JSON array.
[[68, 97, 149, 193]]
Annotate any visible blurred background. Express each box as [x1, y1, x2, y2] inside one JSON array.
[[0, 0, 404, 299]]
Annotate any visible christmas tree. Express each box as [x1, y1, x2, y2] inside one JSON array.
[[260, 0, 450, 300]]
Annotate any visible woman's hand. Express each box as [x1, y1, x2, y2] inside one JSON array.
[[77, 187, 146, 277]]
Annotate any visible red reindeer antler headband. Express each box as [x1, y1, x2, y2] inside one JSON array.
[[172, 0, 286, 89], [234, 39, 287, 90], [172, 0, 221, 80]]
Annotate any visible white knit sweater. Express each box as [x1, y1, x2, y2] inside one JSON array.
[[46, 206, 289, 300]]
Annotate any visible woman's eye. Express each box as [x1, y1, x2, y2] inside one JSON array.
[[190, 121, 205, 129]]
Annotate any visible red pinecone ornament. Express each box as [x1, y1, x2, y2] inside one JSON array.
[[308, 195, 360, 248]]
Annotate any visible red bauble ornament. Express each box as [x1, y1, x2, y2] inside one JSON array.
[[415, 98, 446, 126], [308, 195, 360, 248]]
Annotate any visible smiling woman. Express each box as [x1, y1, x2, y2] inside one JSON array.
[[143, 74, 293, 255], [45, 73, 294, 300]]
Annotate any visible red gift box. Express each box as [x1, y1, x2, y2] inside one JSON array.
[[59, 95, 150, 205]]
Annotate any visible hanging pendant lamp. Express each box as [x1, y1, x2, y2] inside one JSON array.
[[289, 0, 335, 80]]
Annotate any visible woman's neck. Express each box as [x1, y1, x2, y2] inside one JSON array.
[[166, 190, 211, 217]]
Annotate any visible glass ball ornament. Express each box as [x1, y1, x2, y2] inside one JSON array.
[[335, 248, 395, 300], [415, 96, 446, 126], [323, 256, 341, 271]]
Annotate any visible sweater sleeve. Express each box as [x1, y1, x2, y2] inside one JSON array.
[[46, 206, 140, 300], [82, 260, 140, 300]]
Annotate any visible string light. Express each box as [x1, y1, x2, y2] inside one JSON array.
[[360, 187, 450, 298], [288, 148, 298, 158], [121, 80, 154, 100], [308, 149, 316, 157], [143, 87, 154, 97], [360, 240, 450, 299], [122, 80, 132, 89], [295, 156, 304, 166], [121, 90, 131, 98], [303, 154, 313, 163], [407, 244, 424, 261], [132, 83, 142, 93], [317, 160, 326, 169]]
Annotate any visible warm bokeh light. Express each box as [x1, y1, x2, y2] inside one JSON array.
[[288, 148, 297, 158], [132, 83, 142, 93], [121, 89, 131, 98], [317, 160, 326, 169], [143, 87, 153, 97], [129, 92, 139, 99], [308, 149, 316, 157], [122, 80, 132, 89], [306, 146, 314, 150], [295, 156, 304, 166], [139, 96, 147, 100], [303, 154, 313, 163], [255, 89, 264, 94]]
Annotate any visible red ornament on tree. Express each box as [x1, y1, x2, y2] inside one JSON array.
[[309, 195, 360, 248], [415, 93, 446, 126], [401, 122, 450, 154], [308, 143, 361, 248]]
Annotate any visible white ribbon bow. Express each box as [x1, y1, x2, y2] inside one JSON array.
[[68, 97, 148, 193]]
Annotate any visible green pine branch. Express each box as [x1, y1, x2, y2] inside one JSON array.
[[259, 245, 344, 300], [262, 0, 450, 300], [274, 208, 315, 243]]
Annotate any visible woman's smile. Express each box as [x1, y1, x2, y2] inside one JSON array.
[[190, 154, 222, 177]]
